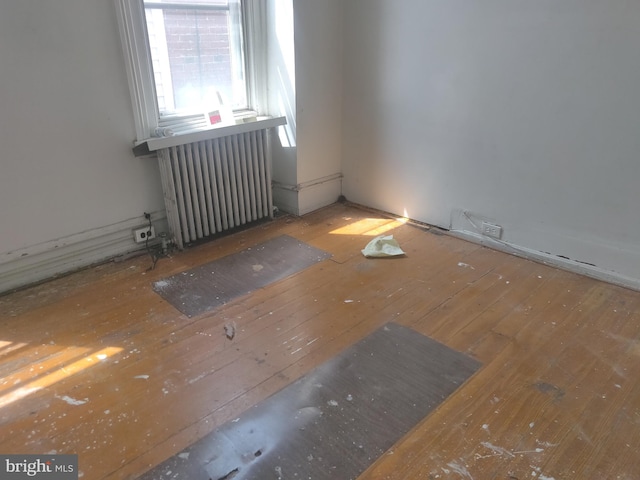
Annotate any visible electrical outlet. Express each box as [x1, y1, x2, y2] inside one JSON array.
[[481, 221, 503, 239], [134, 226, 156, 243]]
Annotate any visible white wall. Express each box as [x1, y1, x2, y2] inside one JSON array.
[[267, 0, 299, 214], [293, 0, 343, 215], [269, 0, 344, 216], [0, 1, 166, 292], [342, 0, 640, 287], [10, 1, 636, 291], [0, 0, 344, 292]]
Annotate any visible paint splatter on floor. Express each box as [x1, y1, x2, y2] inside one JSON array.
[[55, 395, 88, 406]]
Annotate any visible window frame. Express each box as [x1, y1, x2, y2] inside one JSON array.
[[114, 0, 265, 143]]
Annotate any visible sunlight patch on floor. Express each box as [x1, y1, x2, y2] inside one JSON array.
[[330, 217, 407, 236], [0, 346, 122, 409], [0, 340, 28, 357]]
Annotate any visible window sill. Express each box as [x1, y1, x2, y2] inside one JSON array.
[[132, 116, 287, 157]]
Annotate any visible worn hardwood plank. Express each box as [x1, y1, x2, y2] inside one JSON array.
[[153, 234, 331, 317], [1, 203, 639, 480], [141, 323, 480, 480]]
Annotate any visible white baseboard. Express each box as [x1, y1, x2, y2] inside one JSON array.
[[0, 212, 167, 294], [449, 229, 640, 292], [273, 173, 343, 216]]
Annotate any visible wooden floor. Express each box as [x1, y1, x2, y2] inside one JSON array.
[[1, 203, 639, 479]]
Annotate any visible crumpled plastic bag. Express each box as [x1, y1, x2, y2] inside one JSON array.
[[361, 235, 406, 258]]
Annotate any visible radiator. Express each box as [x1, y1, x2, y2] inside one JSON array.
[[157, 129, 273, 249]]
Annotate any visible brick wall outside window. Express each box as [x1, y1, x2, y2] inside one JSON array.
[[161, 9, 233, 110]]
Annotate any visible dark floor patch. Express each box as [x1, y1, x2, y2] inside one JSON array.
[[140, 323, 481, 480], [153, 235, 331, 317], [534, 381, 566, 402]]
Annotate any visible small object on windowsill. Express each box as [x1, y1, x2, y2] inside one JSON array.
[[152, 127, 175, 138], [205, 109, 223, 126], [234, 111, 258, 124], [205, 91, 234, 127], [205, 110, 256, 127]]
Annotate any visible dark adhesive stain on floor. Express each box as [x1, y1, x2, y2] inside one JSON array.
[[153, 235, 331, 317], [140, 322, 481, 480]]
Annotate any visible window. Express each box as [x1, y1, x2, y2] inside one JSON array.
[[115, 0, 266, 141], [144, 1, 246, 114]]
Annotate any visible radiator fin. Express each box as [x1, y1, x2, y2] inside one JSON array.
[[158, 130, 273, 249]]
